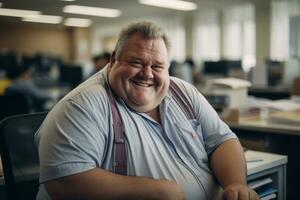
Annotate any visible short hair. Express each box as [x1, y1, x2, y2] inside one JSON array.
[[6, 63, 31, 80], [114, 21, 171, 59]]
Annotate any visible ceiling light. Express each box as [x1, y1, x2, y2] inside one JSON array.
[[22, 15, 62, 24], [63, 5, 121, 18], [0, 8, 41, 18], [64, 18, 91, 27], [139, 0, 197, 11]]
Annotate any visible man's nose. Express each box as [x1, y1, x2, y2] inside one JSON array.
[[141, 66, 154, 79]]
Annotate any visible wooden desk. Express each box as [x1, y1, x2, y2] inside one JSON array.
[[246, 150, 287, 200]]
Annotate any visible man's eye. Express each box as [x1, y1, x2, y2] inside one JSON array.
[[152, 65, 164, 71], [129, 61, 143, 68]]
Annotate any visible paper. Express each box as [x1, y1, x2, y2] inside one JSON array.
[[257, 187, 277, 198], [209, 78, 251, 89], [266, 99, 300, 111], [248, 177, 272, 189], [268, 110, 300, 125], [260, 193, 277, 200]]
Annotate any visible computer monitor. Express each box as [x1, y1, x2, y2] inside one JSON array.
[[32, 54, 54, 74], [225, 60, 242, 70], [266, 60, 284, 87], [59, 64, 83, 88], [203, 61, 229, 76]]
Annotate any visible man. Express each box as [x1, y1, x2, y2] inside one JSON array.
[[35, 21, 258, 200], [5, 63, 51, 112], [90, 52, 111, 76]]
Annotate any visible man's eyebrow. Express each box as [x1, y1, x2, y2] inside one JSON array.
[[153, 61, 167, 66], [127, 56, 143, 61]]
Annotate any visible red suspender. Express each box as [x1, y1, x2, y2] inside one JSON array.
[[104, 83, 127, 175], [104, 79, 194, 175], [169, 80, 194, 120]]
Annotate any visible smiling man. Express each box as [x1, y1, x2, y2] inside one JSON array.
[[35, 21, 258, 200], [108, 32, 169, 122]]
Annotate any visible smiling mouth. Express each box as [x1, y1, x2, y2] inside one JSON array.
[[130, 79, 154, 87]]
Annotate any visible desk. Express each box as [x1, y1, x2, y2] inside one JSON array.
[[246, 150, 287, 200], [248, 87, 290, 100], [229, 120, 299, 199], [229, 119, 300, 137], [0, 151, 287, 200]]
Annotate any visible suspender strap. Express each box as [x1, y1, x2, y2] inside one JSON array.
[[169, 80, 195, 120], [105, 79, 194, 175], [104, 83, 127, 175]]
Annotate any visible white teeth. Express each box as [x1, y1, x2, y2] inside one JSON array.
[[131, 80, 153, 87]]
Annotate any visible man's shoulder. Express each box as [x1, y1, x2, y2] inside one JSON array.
[[60, 75, 108, 107], [169, 76, 196, 95]]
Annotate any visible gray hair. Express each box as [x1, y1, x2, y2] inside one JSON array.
[[114, 21, 171, 59]]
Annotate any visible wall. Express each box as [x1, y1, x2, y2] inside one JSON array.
[[71, 28, 92, 63], [91, 14, 186, 62], [0, 23, 73, 62]]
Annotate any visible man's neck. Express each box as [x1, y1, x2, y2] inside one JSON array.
[[145, 108, 161, 124]]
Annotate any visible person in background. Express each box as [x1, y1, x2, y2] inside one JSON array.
[[5, 63, 51, 112], [90, 52, 111, 76], [35, 21, 258, 200]]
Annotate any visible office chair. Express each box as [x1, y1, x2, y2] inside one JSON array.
[[0, 112, 47, 200], [0, 94, 30, 121]]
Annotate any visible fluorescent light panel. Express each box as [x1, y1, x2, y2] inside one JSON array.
[[23, 15, 62, 24], [63, 5, 121, 18], [0, 8, 41, 17], [139, 0, 197, 11], [64, 18, 91, 27]]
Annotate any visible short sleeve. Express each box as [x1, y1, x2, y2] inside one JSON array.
[[36, 96, 109, 183], [172, 78, 237, 155], [194, 92, 237, 154]]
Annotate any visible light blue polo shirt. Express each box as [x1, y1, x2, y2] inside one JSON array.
[[35, 66, 237, 200]]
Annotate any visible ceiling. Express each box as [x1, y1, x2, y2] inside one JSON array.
[[0, 0, 259, 26]]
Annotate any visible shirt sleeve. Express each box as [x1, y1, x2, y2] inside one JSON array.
[[36, 94, 110, 183], [174, 79, 238, 155]]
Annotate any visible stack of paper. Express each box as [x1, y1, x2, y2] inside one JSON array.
[[257, 187, 277, 200], [248, 177, 277, 200], [269, 110, 300, 126], [266, 99, 300, 111], [208, 77, 252, 89], [260, 193, 277, 200], [248, 177, 272, 189]]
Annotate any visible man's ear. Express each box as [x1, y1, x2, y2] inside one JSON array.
[[109, 51, 116, 68]]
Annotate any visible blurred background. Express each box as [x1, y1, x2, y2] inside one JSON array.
[[0, 0, 300, 199]]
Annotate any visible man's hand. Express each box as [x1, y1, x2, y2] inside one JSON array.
[[221, 184, 259, 200]]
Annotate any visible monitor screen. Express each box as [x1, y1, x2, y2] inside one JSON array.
[[225, 60, 242, 70], [59, 65, 83, 88], [203, 61, 229, 76]]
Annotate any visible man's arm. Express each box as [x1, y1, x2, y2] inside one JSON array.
[[210, 139, 259, 200], [45, 168, 185, 200]]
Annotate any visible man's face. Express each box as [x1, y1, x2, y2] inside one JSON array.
[[108, 33, 169, 112]]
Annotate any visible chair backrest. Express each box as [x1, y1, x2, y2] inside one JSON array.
[[0, 94, 30, 122], [0, 112, 47, 200]]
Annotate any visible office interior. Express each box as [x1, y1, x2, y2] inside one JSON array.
[[0, 0, 299, 199]]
